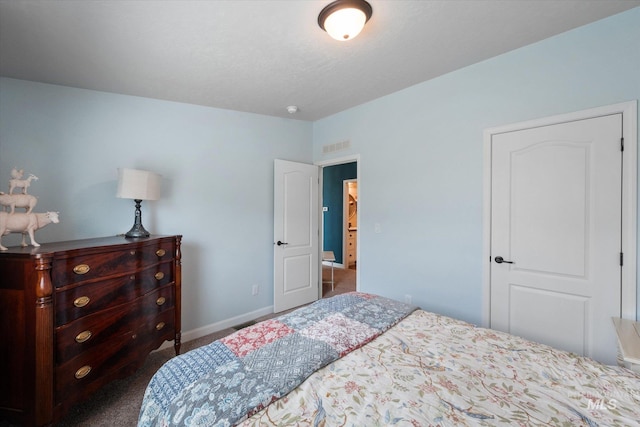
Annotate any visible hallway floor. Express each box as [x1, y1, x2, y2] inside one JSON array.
[[322, 265, 356, 297]]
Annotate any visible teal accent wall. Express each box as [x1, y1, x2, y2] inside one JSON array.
[[322, 162, 357, 263]]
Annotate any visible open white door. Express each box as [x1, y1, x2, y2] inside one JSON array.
[[273, 159, 319, 313]]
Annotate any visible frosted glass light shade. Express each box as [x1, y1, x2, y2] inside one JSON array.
[[318, 0, 372, 41], [116, 168, 161, 201], [323, 8, 367, 41]]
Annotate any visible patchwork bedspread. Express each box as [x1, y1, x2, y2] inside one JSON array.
[[241, 309, 640, 426], [138, 292, 416, 427]]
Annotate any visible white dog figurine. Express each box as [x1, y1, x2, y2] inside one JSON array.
[[0, 211, 60, 250], [0, 192, 38, 214]]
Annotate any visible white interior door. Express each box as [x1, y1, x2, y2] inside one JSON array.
[[490, 114, 622, 365], [273, 159, 319, 313]]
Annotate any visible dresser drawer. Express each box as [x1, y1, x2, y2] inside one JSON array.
[[55, 285, 175, 364], [52, 240, 175, 287], [55, 307, 176, 405], [55, 262, 173, 326]]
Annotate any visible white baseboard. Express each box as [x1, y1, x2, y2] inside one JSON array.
[[155, 305, 274, 352]]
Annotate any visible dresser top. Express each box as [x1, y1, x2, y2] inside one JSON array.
[[0, 235, 181, 258], [612, 317, 640, 366]]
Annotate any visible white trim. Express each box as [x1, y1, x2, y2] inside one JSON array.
[[315, 153, 361, 168], [621, 101, 638, 321], [316, 154, 361, 292], [155, 305, 274, 351], [482, 101, 638, 326]]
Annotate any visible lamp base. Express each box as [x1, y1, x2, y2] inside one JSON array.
[[124, 224, 151, 238], [124, 199, 151, 238]]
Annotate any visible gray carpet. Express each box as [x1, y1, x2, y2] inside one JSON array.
[[3, 266, 355, 426]]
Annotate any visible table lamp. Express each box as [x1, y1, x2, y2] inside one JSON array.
[[116, 168, 161, 238]]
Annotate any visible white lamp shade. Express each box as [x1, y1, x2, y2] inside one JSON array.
[[323, 7, 367, 41], [116, 168, 161, 201]]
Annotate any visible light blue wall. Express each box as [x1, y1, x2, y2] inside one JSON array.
[[1, 8, 638, 335], [313, 8, 640, 324], [0, 78, 313, 331]]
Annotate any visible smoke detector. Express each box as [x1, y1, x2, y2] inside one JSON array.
[[286, 105, 298, 114]]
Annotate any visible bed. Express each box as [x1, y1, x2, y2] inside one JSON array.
[[138, 292, 640, 426]]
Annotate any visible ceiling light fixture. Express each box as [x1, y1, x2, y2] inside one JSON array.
[[318, 0, 373, 41]]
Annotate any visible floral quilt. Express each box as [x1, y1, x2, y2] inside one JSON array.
[[241, 309, 640, 426], [138, 292, 416, 427]]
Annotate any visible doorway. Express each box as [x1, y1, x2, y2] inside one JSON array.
[[318, 156, 360, 297], [343, 179, 358, 271]]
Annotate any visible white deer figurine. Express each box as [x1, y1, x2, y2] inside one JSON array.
[[0, 192, 38, 214], [9, 174, 38, 195], [0, 211, 60, 250]]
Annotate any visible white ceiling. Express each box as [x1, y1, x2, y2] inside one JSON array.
[[1, 1, 638, 121]]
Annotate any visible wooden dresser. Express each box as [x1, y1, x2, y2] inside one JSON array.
[[0, 235, 182, 426]]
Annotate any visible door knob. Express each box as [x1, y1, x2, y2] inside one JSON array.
[[276, 241, 288, 246], [494, 256, 514, 264]]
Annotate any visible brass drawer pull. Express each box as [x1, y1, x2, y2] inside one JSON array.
[[75, 330, 92, 343], [156, 322, 165, 331], [156, 296, 166, 306], [156, 249, 166, 257], [75, 365, 91, 379], [154, 272, 165, 280], [73, 264, 90, 275], [73, 296, 90, 308]]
